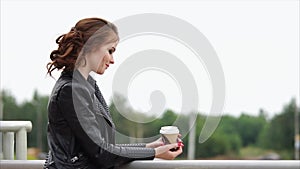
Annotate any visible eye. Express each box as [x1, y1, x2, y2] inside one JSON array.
[[108, 47, 116, 55]]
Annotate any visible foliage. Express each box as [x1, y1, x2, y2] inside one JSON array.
[[1, 89, 298, 159], [257, 99, 299, 158], [194, 115, 242, 158], [1, 89, 49, 152], [236, 113, 267, 146]]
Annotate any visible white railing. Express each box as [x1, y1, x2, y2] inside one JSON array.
[[0, 160, 299, 169], [0, 121, 32, 160], [0, 121, 299, 169]]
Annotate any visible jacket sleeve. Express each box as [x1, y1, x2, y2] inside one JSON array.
[[116, 143, 146, 147], [117, 143, 146, 147], [57, 83, 155, 168]]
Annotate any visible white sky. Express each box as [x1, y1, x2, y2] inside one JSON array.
[[1, 0, 299, 117]]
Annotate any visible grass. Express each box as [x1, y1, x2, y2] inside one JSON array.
[[27, 154, 38, 160], [239, 146, 276, 159]]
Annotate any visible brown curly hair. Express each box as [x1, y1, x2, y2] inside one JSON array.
[[47, 17, 119, 76]]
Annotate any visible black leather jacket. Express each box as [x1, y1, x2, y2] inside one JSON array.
[[44, 70, 155, 169]]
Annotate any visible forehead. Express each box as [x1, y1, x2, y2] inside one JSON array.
[[104, 40, 118, 47], [93, 41, 118, 52]]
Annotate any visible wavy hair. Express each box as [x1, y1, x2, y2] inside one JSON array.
[[47, 18, 119, 76]]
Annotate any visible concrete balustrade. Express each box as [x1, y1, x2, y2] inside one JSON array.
[[0, 160, 299, 169], [0, 121, 32, 160]]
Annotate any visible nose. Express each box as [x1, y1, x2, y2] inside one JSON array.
[[110, 56, 114, 64]]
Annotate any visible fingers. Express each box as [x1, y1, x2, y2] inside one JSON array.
[[154, 143, 183, 159], [175, 145, 183, 154], [177, 141, 184, 147], [166, 141, 184, 150], [177, 137, 183, 143], [167, 143, 179, 149], [168, 144, 183, 158]]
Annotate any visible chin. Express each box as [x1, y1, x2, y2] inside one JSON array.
[[96, 70, 105, 75]]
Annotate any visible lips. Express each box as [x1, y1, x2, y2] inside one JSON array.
[[105, 64, 109, 68]]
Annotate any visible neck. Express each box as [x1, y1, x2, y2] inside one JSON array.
[[77, 66, 91, 80]]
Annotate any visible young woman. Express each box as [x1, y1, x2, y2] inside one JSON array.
[[44, 17, 182, 169]]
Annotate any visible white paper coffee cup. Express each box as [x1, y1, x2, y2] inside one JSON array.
[[160, 126, 179, 144]]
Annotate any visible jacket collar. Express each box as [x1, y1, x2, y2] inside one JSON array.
[[61, 69, 95, 94]]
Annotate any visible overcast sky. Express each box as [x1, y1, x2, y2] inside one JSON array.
[[1, 0, 299, 118]]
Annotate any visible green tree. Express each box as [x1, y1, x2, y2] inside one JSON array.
[[1, 89, 49, 152], [192, 114, 244, 158], [2, 90, 20, 120], [236, 113, 267, 146], [258, 98, 299, 159], [271, 99, 296, 150]]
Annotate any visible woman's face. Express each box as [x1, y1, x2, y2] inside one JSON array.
[[88, 41, 118, 75]]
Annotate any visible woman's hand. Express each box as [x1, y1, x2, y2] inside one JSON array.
[[146, 134, 182, 148], [154, 143, 183, 160], [145, 137, 164, 148]]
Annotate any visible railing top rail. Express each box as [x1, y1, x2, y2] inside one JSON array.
[[122, 160, 300, 169], [0, 121, 32, 132], [0, 160, 299, 169]]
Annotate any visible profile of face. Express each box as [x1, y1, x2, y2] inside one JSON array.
[[87, 40, 118, 75]]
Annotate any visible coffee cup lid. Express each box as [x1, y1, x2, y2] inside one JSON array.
[[160, 126, 179, 134]]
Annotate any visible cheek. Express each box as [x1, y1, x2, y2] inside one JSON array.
[[93, 53, 106, 67], [100, 55, 110, 66], [97, 55, 107, 69], [103, 54, 110, 61]]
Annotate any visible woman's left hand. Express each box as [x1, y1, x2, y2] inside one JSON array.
[[146, 134, 182, 148], [146, 137, 164, 148]]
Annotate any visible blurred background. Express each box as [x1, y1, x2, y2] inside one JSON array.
[[1, 0, 299, 160], [0, 91, 299, 160]]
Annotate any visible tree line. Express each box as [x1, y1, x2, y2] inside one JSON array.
[[1, 90, 299, 159]]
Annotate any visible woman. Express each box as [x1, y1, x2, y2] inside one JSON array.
[[44, 17, 182, 169]]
